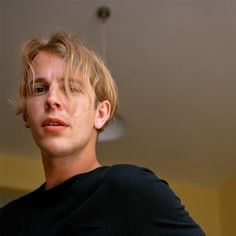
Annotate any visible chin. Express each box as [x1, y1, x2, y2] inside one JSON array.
[[37, 140, 71, 158], [41, 147, 70, 158]]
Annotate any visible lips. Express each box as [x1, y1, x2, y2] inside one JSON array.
[[42, 118, 68, 127]]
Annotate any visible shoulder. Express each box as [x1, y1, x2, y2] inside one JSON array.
[[105, 164, 183, 218], [105, 164, 169, 195], [106, 164, 144, 180], [107, 165, 182, 211], [105, 165, 205, 235], [105, 164, 155, 184], [106, 163, 158, 177], [0, 185, 42, 215]]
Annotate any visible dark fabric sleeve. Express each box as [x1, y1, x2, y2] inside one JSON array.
[[127, 167, 205, 236]]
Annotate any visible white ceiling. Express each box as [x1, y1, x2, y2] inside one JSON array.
[[1, 0, 236, 187]]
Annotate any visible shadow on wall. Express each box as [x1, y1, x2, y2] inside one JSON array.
[[0, 187, 28, 207]]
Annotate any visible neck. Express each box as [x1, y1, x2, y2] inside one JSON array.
[[41, 145, 101, 190]]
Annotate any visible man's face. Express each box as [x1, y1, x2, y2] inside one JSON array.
[[25, 51, 99, 158]]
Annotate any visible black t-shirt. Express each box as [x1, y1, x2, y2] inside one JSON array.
[[0, 164, 205, 236]]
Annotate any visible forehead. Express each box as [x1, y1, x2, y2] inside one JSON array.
[[32, 51, 65, 74], [31, 51, 83, 82]]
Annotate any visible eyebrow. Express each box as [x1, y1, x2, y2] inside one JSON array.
[[28, 77, 46, 87], [33, 77, 46, 83], [65, 78, 83, 85], [30, 77, 83, 85]]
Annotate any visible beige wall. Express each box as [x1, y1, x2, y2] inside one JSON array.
[[220, 176, 236, 236], [170, 181, 221, 236], [0, 155, 44, 191]]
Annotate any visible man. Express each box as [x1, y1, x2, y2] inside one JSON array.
[[0, 32, 205, 235]]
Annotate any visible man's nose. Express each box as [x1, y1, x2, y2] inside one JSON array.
[[44, 88, 63, 111]]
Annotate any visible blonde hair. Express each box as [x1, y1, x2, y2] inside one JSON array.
[[17, 32, 118, 131]]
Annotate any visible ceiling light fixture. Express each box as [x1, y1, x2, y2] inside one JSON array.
[[96, 6, 127, 142]]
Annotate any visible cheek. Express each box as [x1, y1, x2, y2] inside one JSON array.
[[73, 98, 93, 117], [25, 102, 33, 120], [25, 100, 40, 125], [73, 106, 96, 128]]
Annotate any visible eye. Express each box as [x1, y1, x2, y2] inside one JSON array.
[[69, 87, 82, 94], [33, 86, 48, 95], [66, 84, 84, 94]]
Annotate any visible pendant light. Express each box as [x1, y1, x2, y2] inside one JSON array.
[[96, 6, 127, 142]]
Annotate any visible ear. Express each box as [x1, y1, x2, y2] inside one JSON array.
[[94, 100, 111, 130]]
